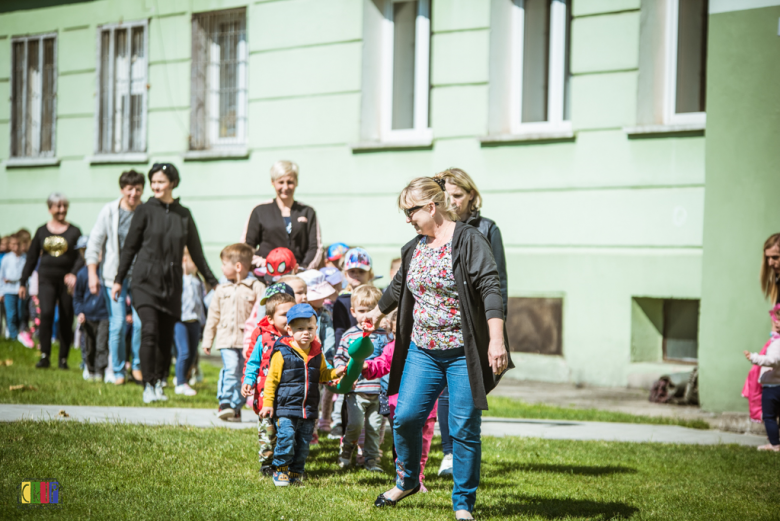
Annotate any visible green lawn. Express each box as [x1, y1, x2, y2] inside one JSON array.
[[0, 420, 777, 520], [1, 340, 709, 430]]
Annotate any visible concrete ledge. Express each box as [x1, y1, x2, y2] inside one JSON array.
[[479, 130, 575, 145], [350, 139, 433, 152], [623, 123, 705, 137], [88, 153, 149, 165], [5, 157, 61, 168], [182, 148, 249, 161]]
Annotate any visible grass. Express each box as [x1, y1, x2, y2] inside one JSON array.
[[1, 420, 778, 520], [485, 396, 711, 430], [1, 340, 710, 429]]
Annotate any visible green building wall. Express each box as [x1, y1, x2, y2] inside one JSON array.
[[0, 1, 707, 392], [698, 3, 780, 412]]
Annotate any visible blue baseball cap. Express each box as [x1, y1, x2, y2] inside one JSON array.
[[327, 242, 350, 261], [285, 303, 317, 323]]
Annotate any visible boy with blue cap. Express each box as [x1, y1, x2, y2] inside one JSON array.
[[258, 303, 345, 486]]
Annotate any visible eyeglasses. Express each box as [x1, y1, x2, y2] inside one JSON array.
[[404, 202, 438, 218]]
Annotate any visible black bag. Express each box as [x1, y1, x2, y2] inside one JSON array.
[[379, 390, 391, 416]]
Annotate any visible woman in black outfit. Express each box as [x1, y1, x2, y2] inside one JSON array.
[[242, 160, 324, 271], [19, 193, 83, 369], [112, 163, 218, 404]]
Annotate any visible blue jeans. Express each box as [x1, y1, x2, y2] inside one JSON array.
[[174, 321, 200, 385], [3, 294, 25, 340], [217, 348, 246, 409], [104, 281, 141, 376], [394, 342, 482, 513], [273, 416, 315, 473]]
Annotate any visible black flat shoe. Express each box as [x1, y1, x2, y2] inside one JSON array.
[[36, 358, 50, 369], [374, 484, 421, 507]]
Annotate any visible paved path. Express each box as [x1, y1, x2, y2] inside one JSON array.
[[0, 404, 766, 446]]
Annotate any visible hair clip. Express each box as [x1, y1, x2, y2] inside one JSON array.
[[433, 177, 446, 191]]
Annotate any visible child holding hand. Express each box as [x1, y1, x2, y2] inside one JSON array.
[[744, 306, 780, 452], [253, 303, 345, 487]]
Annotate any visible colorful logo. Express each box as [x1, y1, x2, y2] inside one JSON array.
[[19, 481, 60, 507]]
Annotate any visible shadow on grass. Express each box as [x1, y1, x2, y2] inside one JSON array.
[[479, 495, 639, 519], [489, 461, 638, 476]]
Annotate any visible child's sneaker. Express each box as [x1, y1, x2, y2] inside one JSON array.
[[289, 472, 303, 486], [217, 403, 234, 421], [757, 444, 780, 452], [273, 467, 290, 487], [82, 367, 90, 380], [18, 331, 34, 348], [175, 383, 197, 396], [154, 380, 168, 401], [260, 465, 274, 477], [327, 425, 343, 440], [227, 409, 242, 423], [309, 430, 319, 445], [142, 383, 158, 404], [338, 441, 354, 468], [438, 453, 453, 476], [363, 459, 383, 473]]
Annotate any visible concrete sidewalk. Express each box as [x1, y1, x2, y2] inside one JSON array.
[[0, 404, 766, 446]]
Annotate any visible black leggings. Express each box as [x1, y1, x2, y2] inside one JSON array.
[[135, 306, 176, 386], [38, 278, 74, 362]]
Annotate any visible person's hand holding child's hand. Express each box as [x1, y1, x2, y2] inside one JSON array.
[[335, 366, 346, 378], [241, 384, 253, 397], [78, 313, 85, 324], [203, 346, 211, 355], [259, 406, 274, 418]]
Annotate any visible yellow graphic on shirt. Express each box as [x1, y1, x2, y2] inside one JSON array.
[[43, 236, 68, 257]]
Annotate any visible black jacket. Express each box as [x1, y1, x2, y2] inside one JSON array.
[[243, 199, 323, 269], [115, 197, 218, 318], [378, 221, 514, 410], [465, 211, 508, 317]]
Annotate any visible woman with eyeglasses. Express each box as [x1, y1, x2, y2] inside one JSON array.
[[112, 163, 219, 404], [364, 176, 512, 521]]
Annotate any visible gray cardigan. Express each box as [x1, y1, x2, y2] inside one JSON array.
[[378, 220, 514, 410], [85, 197, 128, 286]]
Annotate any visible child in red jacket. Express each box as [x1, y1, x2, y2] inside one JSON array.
[[242, 283, 296, 475]]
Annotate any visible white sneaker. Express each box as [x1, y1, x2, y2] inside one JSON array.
[[175, 383, 197, 396], [438, 453, 453, 476], [143, 383, 158, 404], [104, 370, 116, 384], [154, 381, 168, 401], [173, 376, 177, 386], [82, 367, 90, 381]]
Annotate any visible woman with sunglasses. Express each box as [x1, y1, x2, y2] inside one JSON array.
[[112, 163, 219, 404], [364, 177, 512, 521]]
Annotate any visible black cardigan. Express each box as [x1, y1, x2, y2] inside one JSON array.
[[115, 197, 218, 318], [378, 221, 514, 410], [465, 211, 508, 317], [243, 199, 322, 269]]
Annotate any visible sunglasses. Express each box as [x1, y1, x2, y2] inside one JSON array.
[[404, 202, 438, 218]]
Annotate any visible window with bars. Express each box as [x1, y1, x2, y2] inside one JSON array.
[[95, 21, 148, 156], [11, 34, 57, 159], [190, 8, 247, 151], [381, 0, 431, 143], [511, 0, 571, 133]]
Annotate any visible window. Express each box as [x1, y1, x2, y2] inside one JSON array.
[[10, 34, 57, 159], [95, 21, 148, 156], [631, 298, 699, 363], [190, 9, 247, 152], [506, 297, 563, 355], [380, 0, 431, 143], [664, 0, 707, 126]]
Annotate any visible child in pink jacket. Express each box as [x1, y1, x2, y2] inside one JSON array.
[[362, 311, 437, 492]]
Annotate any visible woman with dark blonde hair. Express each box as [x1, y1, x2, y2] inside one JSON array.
[[761, 233, 780, 305], [365, 176, 512, 521]]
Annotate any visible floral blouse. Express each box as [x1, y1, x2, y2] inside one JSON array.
[[407, 236, 463, 350]]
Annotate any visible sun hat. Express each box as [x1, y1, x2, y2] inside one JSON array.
[[265, 247, 298, 279], [259, 282, 295, 305], [343, 247, 372, 272], [286, 303, 317, 323], [298, 270, 335, 301], [327, 242, 350, 261], [319, 266, 343, 287]]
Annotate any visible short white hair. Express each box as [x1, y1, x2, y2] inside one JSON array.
[[270, 160, 299, 183], [47, 192, 69, 208]]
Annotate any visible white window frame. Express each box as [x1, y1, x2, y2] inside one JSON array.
[[508, 0, 571, 136], [9, 32, 57, 159], [93, 20, 149, 157], [663, 0, 706, 127], [189, 8, 248, 152], [379, 0, 432, 144]]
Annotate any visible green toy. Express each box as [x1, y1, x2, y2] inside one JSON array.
[[333, 331, 375, 394]]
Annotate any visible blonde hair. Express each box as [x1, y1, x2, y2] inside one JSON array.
[[278, 274, 305, 288], [265, 292, 296, 318], [761, 233, 780, 303], [270, 160, 299, 183], [435, 167, 482, 212], [220, 243, 254, 266], [397, 177, 459, 222], [351, 284, 383, 309]]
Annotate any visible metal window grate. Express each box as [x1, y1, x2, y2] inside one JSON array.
[[10, 34, 57, 158], [96, 21, 148, 154], [190, 8, 247, 150]]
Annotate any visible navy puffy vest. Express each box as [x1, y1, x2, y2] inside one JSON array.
[[273, 340, 322, 419]]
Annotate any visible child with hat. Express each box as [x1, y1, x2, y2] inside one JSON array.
[[72, 235, 110, 382], [325, 242, 350, 270], [252, 303, 345, 486], [243, 282, 297, 475]]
